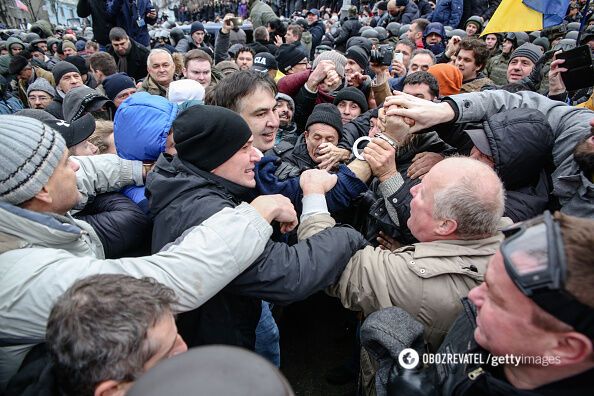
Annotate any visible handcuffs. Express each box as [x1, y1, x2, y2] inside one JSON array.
[[352, 133, 397, 161]]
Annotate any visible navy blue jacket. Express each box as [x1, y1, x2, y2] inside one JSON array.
[[106, 0, 157, 47]]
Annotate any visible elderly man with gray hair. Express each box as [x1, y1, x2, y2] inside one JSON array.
[[301, 156, 507, 352], [139, 49, 176, 97]]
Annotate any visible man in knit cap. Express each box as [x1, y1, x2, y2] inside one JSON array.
[[26, 78, 56, 109], [175, 21, 214, 57], [333, 86, 369, 125], [59, 40, 78, 58], [275, 92, 298, 145], [146, 104, 365, 358], [45, 61, 84, 119], [276, 43, 309, 75], [272, 103, 346, 176], [0, 114, 295, 392], [9, 55, 55, 107], [506, 42, 543, 84], [344, 46, 371, 93], [102, 72, 137, 108]]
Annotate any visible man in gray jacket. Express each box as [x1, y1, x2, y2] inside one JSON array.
[[384, 90, 594, 218], [0, 115, 297, 390]]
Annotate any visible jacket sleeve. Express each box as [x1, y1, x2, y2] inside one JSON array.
[[294, 84, 318, 133], [73, 154, 144, 208], [483, 0, 501, 20], [338, 108, 377, 150], [74, 193, 152, 259], [77, 0, 91, 17], [0, 203, 272, 343], [333, 23, 350, 47], [328, 246, 423, 317], [175, 38, 191, 52], [214, 29, 231, 63], [444, 91, 594, 215], [226, 215, 367, 304]]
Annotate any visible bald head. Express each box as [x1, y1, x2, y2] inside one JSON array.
[[431, 157, 505, 239]]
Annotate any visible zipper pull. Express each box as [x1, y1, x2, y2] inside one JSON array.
[[468, 367, 484, 381]]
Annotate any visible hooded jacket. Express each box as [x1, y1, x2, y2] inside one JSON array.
[[62, 86, 113, 122], [444, 90, 594, 218], [114, 92, 178, 211], [0, 37, 25, 77], [146, 154, 367, 349], [248, 0, 278, 29]]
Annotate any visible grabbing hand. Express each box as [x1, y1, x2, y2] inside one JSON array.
[[300, 168, 338, 195], [250, 194, 298, 233], [377, 231, 400, 251], [307, 60, 335, 90], [548, 54, 567, 96], [363, 138, 397, 182], [383, 92, 456, 134], [407, 152, 444, 180], [317, 143, 350, 170]]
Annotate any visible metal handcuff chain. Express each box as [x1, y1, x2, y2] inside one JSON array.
[[352, 133, 397, 160]]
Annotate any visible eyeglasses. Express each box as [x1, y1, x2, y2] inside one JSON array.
[[501, 211, 594, 339], [28, 95, 51, 102]]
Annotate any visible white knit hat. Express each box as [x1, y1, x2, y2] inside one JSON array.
[[167, 79, 205, 105]]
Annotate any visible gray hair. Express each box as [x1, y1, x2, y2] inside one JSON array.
[[432, 159, 505, 240], [147, 48, 174, 67], [410, 48, 437, 64], [47, 274, 178, 396]]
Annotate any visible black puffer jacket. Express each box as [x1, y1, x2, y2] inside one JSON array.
[[77, 0, 113, 46], [146, 154, 367, 349], [268, 133, 317, 180], [74, 192, 152, 258], [435, 108, 555, 222]]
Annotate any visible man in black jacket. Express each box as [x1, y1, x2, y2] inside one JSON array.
[[334, 6, 362, 53], [146, 105, 367, 350], [106, 27, 149, 82], [77, 0, 113, 46]]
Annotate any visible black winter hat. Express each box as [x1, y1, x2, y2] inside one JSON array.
[[64, 55, 88, 75], [333, 87, 368, 113], [52, 61, 80, 84], [345, 46, 369, 70], [190, 22, 205, 35], [8, 55, 29, 75], [305, 103, 343, 137], [276, 43, 307, 73], [173, 105, 253, 171]]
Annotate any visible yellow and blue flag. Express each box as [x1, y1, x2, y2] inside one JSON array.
[[482, 0, 571, 35]]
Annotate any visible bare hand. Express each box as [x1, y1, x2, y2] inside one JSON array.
[[317, 143, 349, 170], [321, 69, 342, 92], [221, 17, 233, 34], [548, 55, 567, 96], [300, 169, 338, 195], [407, 152, 444, 180], [383, 92, 455, 133], [377, 231, 400, 250], [445, 35, 461, 58], [274, 35, 283, 47], [147, 10, 157, 19], [307, 60, 335, 90], [250, 194, 298, 233], [363, 138, 397, 182], [390, 60, 406, 77]]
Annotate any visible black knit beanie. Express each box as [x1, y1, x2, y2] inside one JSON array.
[[345, 46, 369, 71], [333, 87, 368, 113], [305, 103, 343, 137], [52, 61, 80, 85], [173, 105, 253, 171], [8, 55, 29, 75]]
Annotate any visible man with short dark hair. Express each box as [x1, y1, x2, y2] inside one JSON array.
[[407, 48, 437, 74], [235, 47, 255, 70], [106, 0, 157, 47], [46, 274, 187, 396], [183, 49, 215, 90], [106, 27, 150, 82], [402, 70, 440, 99], [407, 18, 430, 48], [306, 8, 325, 58]]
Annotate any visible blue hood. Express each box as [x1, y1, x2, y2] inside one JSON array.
[[114, 92, 178, 161]]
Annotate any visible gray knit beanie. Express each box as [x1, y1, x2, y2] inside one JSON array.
[[0, 115, 66, 205], [312, 50, 347, 78], [510, 43, 543, 65], [275, 93, 295, 111], [26, 77, 56, 98]]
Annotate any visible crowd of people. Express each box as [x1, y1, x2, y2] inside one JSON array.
[[0, 0, 593, 395]]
